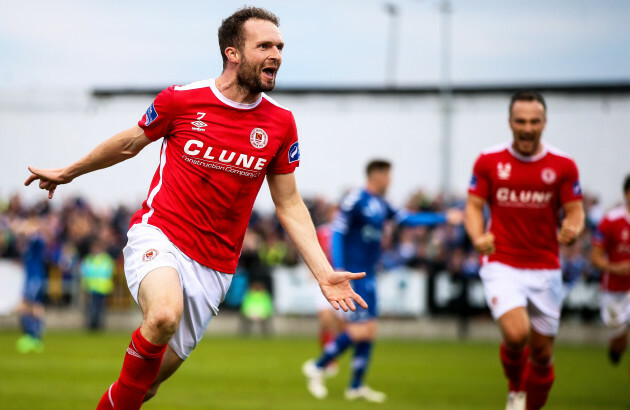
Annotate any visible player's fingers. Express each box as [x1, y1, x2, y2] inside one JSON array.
[[24, 173, 40, 186], [346, 271, 366, 280], [338, 299, 349, 312], [345, 297, 357, 312], [352, 292, 368, 309], [48, 189, 56, 200], [39, 179, 51, 189], [329, 299, 340, 310]]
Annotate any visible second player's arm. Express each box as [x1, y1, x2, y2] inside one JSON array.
[[267, 172, 367, 311], [25, 126, 152, 199], [591, 244, 630, 275], [464, 194, 495, 255]]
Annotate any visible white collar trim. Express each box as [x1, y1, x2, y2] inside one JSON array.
[[209, 78, 263, 110], [507, 143, 548, 162]]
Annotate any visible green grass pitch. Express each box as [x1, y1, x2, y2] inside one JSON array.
[[0, 330, 627, 409]]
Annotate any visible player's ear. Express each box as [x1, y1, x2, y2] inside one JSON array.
[[225, 47, 240, 64]]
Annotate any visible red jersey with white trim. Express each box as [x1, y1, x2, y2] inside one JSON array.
[[593, 206, 630, 291], [468, 143, 582, 269], [130, 79, 300, 273]]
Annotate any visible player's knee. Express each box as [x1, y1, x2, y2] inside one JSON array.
[[502, 328, 529, 350], [146, 308, 181, 338], [530, 343, 553, 365]]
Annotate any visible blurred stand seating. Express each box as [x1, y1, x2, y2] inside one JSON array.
[[0, 191, 604, 335]]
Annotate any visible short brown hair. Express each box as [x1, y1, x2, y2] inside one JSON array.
[[366, 159, 391, 176], [509, 90, 547, 116], [218, 7, 280, 68]]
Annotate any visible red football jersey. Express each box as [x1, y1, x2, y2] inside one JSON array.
[[130, 79, 300, 273], [593, 206, 630, 291], [468, 143, 582, 269], [316, 223, 333, 264]]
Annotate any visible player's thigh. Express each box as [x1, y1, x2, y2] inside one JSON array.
[[479, 262, 527, 321], [497, 306, 530, 347], [346, 319, 377, 341], [138, 266, 183, 320], [123, 224, 184, 328]]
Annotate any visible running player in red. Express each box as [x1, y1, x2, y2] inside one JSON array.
[[24, 7, 366, 409], [591, 175, 630, 370], [465, 91, 585, 410]]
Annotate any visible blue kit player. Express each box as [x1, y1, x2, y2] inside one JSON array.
[[303, 159, 462, 402], [15, 216, 48, 354]]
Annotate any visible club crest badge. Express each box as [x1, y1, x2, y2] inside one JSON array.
[[541, 168, 557, 184], [143, 249, 159, 262], [250, 128, 268, 149]]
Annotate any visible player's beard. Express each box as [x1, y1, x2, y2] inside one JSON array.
[[237, 56, 276, 94]]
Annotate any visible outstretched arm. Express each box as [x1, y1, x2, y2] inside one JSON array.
[[25, 126, 152, 199], [267, 172, 367, 312]]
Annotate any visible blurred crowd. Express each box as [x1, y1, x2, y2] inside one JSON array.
[[0, 190, 608, 322]]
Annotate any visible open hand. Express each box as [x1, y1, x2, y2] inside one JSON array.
[[318, 270, 368, 312]]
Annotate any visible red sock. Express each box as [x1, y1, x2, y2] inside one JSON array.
[[500, 342, 529, 392], [319, 328, 335, 349], [523, 360, 555, 410], [97, 327, 167, 410]]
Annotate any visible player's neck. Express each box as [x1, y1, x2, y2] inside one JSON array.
[[509, 142, 545, 161], [365, 183, 385, 197], [214, 75, 261, 105]]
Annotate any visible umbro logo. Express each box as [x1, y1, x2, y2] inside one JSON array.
[[192, 112, 207, 131]]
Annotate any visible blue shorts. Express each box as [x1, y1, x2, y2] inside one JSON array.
[[23, 276, 46, 304], [346, 277, 377, 322]]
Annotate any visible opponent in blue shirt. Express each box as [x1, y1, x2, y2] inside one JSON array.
[[15, 217, 48, 353], [303, 160, 461, 402]]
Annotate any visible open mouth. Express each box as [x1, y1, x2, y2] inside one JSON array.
[[262, 67, 276, 79]]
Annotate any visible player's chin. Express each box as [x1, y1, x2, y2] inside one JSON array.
[[516, 141, 536, 156], [260, 78, 276, 92]]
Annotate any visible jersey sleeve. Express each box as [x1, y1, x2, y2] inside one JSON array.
[[468, 154, 490, 200], [266, 112, 300, 174], [138, 86, 176, 141], [559, 159, 583, 204]]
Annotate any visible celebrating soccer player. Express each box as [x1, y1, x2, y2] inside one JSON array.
[[464, 91, 585, 410], [591, 175, 630, 369], [303, 159, 462, 402], [24, 7, 366, 409]]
